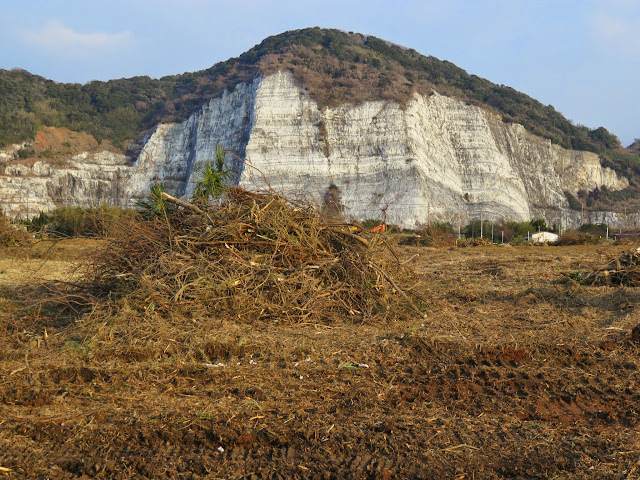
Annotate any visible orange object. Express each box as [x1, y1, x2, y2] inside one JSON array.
[[371, 224, 386, 233]]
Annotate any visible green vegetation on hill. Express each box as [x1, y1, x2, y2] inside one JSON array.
[[1, 28, 638, 194], [0, 69, 175, 148]]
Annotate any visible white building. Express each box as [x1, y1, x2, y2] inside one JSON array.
[[531, 231, 559, 243]]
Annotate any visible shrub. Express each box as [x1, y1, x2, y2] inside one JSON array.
[[0, 214, 28, 246], [361, 219, 386, 231], [28, 206, 137, 238], [464, 220, 502, 241], [578, 223, 609, 238], [509, 235, 528, 246], [193, 144, 229, 203], [411, 222, 457, 246], [530, 218, 547, 232], [17, 148, 34, 159], [564, 191, 582, 211], [555, 230, 602, 246]]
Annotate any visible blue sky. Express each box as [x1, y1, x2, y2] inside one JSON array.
[[0, 0, 638, 146]]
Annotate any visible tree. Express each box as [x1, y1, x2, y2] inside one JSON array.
[[530, 218, 547, 232], [193, 144, 229, 202], [136, 182, 172, 216]]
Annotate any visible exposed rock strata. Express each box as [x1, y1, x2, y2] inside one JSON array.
[[0, 72, 628, 228], [0, 153, 130, 217]]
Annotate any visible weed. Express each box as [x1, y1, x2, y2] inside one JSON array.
[[197, 412, 216, 421], [64, 339, 91, 354], [338, 361, 357, 370]]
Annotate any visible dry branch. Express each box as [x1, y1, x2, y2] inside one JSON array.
[[84, 187, 422, 324], [160, 192, 203, 214], [569, 248, 640, 286]]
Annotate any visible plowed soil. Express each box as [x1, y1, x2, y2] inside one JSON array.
[[1, 240, 639, 479]]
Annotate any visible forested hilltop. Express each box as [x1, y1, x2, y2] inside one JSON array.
[[1, 27, 638, 209]]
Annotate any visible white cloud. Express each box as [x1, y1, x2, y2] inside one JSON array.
[[591, 9, 640, 55], [22, 20, 133, 55]]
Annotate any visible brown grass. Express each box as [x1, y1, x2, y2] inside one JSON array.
[[259, 45, 432, 110], [2, 224, 640, 478]]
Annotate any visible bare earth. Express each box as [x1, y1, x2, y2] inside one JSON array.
[[1, 240, 639, 479]]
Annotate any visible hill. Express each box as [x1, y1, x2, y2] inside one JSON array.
[[1, 27, 639, 210]]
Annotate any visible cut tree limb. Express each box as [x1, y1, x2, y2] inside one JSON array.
[[160, 192, 203, 214]]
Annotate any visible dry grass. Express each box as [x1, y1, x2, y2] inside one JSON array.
[[570, 248, 640, 286], [2, 224, 640, 478]]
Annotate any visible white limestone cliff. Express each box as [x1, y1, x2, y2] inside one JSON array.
[[0, 71, 629, 228], [0, 152, 130, 218]]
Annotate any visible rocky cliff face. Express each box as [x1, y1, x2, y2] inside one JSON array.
[[0, 72, 629, 228], [0, 151, 131, 218]]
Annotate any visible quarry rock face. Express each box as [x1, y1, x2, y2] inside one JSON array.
[[0, 72, 629, 228], [0, 152, 131, 218]]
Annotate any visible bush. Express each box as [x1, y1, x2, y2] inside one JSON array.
[[507, 221, 536, 238], [0, 214, 28, 246], [578, 223, 609, 238], [360, 219, 384, 230], [464, 220, 504, 241], [410, 222, 457, 246], [509, 235, 528, 246], [555, 230, 602, 246], [17, 148, 34, 159], [531, 218, 548, 232], [28, 206, 137, 238], [564, 191, 582, 211]]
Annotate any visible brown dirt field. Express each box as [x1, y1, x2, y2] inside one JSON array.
[[1, 240, 639, 479]]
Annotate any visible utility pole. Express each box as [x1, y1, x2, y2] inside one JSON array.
[[480, 209, 483, 238]]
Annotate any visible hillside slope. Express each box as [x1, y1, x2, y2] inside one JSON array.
[[0, 71, 630, 229], [0, 28, 630, 153], [0, 27, 638, 212]]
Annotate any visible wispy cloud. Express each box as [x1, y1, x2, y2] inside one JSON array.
[[22, 20, 133, 55], [591, 7, 640, 56]]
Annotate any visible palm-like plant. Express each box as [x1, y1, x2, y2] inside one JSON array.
[[193, 144, 228, 203], [136, 182, 172, 216]]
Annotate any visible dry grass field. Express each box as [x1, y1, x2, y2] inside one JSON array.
[[1, 238, 639, 479]]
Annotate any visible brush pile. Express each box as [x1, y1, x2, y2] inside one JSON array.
[[86, 187, 420, 323], [458, 237, 494, 247], [573, 248, 640, 286]]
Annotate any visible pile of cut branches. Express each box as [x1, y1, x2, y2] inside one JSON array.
[[568, 248, 640, 286], [85, 187, 422, 323], [458, 237, 493, 248]]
